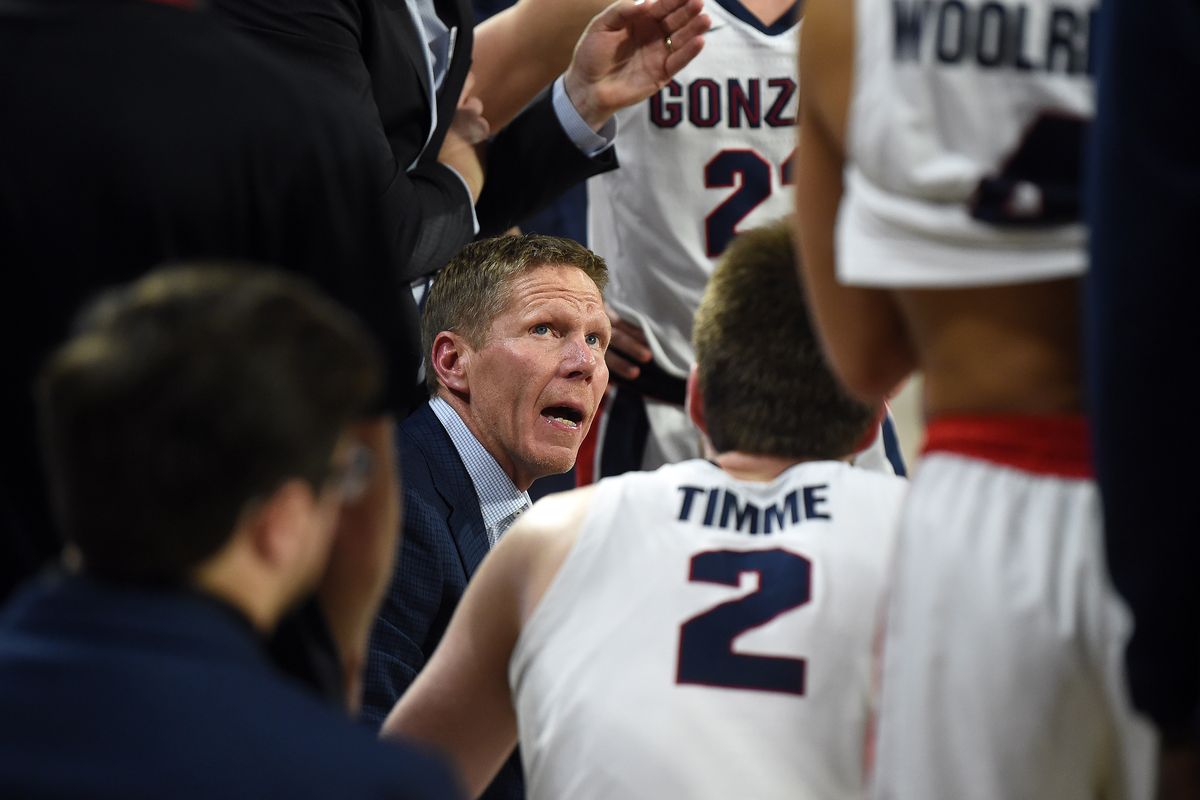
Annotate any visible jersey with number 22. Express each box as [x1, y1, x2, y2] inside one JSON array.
[[587, 0, 800, 378]]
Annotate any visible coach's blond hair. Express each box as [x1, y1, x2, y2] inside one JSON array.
[[422, 234, 608, 392]]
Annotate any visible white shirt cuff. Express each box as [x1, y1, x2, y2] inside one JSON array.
[[552, 76, 617, 157]]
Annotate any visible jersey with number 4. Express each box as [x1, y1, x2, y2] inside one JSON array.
[[509, 458, 906, 800], [587, 0, 800, 378], [838, 0, 1096, 287]]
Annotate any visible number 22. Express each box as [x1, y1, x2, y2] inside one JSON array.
[[704, 148, 795, 258], [676, 548, 812, 696]]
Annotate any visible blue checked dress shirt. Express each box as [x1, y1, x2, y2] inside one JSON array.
[[429, 396, 531, 546]]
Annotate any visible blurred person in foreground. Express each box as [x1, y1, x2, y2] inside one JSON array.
[[0, 0, 422, 708], [795, 0, 1157, 796], [1088, 0, 1200, 795], [0, 267, 459, 800]]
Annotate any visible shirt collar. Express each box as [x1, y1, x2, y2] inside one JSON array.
[[429, 396, 531, 546]]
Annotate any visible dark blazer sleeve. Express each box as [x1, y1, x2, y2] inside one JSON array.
[[361, 407, 524, 800], [476, 89, 619, 237], [209, 0, 475, 282], [211, 0, 619, 278], [361, 410, 477, 727], [360, 485, 455, 726]]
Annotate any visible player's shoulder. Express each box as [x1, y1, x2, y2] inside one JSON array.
[[495, 485, 602, 623], [511, 485, 601, 544], [828, 463, 909, 536], [833, 460, 909, 495], [786, 459, 908, 513]]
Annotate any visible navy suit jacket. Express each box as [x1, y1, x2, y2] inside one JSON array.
[[210, 0, 617, 282], [0, 574, 461, 800], [364, 401, 524, 800]]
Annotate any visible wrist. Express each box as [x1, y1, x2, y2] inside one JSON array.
[[563, 68, 613, 132]]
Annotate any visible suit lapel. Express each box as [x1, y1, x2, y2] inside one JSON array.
[[410, 404, 491, 579], [428, 0, 474, 151], [381, 0, 435, 130], [446, 491, 490, 578]]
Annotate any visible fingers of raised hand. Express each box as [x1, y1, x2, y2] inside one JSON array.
[[660, 0, 705, 32], [662, 10, 710, 70]]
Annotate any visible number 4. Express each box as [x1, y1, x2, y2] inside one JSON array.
[[676, 548, 811, 696], [704, 148, 796, 258]]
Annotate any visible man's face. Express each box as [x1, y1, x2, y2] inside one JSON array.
[[459, 264, 610, 489]]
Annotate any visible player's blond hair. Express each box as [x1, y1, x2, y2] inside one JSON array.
[[693, 220, 876, 459]]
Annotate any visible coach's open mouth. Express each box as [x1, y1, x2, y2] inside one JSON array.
[[540, 405, 584, 430]]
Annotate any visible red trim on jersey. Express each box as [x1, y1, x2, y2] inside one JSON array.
[[922, 415, 1092, 479]]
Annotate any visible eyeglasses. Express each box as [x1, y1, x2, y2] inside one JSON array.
[[326, 442, 373, 503]]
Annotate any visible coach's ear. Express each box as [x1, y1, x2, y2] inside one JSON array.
[[431, 331, 471, 395], [685, 365, 707, 436]]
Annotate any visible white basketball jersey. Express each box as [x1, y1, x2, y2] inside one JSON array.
[[510, 458, 907, 800], [838, 0, 1096, 287], [588, 2, 800, 376]]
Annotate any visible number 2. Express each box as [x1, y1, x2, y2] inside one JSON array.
[[676, 548, 812, 696], [704, 148, 795, 258]]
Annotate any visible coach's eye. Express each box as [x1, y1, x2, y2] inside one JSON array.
[[532, 324, 551, 336], [585, 333, 603, 348]]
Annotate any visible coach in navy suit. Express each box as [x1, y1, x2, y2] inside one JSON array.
[[0, 268, 459, 799], [363, 235, 613, 798]]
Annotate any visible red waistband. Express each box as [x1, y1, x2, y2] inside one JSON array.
[[922, 415, 1092, 479]]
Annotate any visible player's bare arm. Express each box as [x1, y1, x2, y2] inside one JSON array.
[[381, 487, 597, 797], [794, 0, 915, 404], [473, 0, 614, 131]]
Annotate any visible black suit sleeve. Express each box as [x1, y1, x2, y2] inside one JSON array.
[[211, 0, 618, 279], [209, 0, 476, 281], [476, 88, 619, 237], [360, 488, 449, 727]]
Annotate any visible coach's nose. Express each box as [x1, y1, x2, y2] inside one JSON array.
[[561, 333, 601, 381]]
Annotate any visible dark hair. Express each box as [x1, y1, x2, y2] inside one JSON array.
[[421, 234, 608, 391], [37, 265, 383, 583], [692, 220, 876, 459]]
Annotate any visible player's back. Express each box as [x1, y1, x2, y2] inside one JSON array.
[[510, 458, 906, 799], [836, 0, 1096, 415]]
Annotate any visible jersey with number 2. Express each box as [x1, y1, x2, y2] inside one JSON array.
[[586, 1, 800, 378], [509, 458, 906, 800]]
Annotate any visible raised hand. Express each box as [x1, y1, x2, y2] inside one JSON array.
[[564, 0, 710, 131]]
